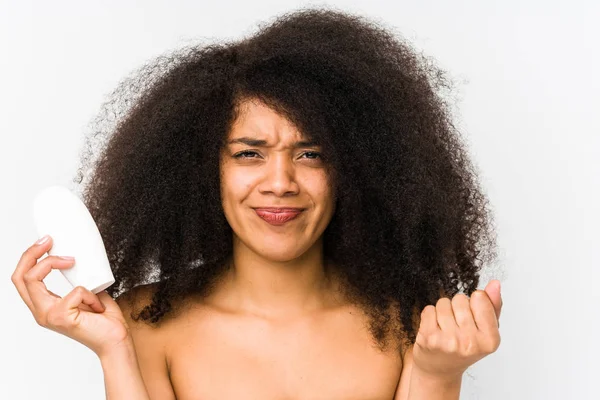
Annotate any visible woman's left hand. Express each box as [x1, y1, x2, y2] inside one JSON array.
[[412, 279, 503, 380]]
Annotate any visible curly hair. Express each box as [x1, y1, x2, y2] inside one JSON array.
[[74, 7, 498, 354]]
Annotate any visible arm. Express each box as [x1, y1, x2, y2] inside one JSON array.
[[394, 345, 462, 400], [10, 237, 174, 399], [100, 340, 151, 400], [106, 284, 176, 400]]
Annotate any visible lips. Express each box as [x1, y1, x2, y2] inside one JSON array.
[[254, 208, 304, 226]]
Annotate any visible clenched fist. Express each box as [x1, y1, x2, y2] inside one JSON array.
[[413, 279, 503, 379]]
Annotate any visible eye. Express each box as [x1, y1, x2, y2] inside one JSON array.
[[233, 150, 259, 159], [232, 151, 323, 161], [302, 151, 322, 160]]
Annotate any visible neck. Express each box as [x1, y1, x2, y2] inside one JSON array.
[[216, 236, 339, 319]]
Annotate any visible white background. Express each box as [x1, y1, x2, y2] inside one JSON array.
[[1, 1, 598, 399]]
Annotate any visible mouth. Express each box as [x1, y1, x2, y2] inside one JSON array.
[[253, 208, 304, 226]]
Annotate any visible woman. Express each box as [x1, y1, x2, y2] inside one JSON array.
[[11, 8, 502, 399]]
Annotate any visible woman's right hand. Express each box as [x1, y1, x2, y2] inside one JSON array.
[[11, 235, 131, 358]]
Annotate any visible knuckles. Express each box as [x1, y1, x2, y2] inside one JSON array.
[[444, 336, 459, 353], [470, 290, 488, 303], [420, 330, 495, 357], [73, 286, 88, 296], [436, 297, 451, 307], [422, 304, 436, 314], [23, 270, 35, 283], [452, 293, 469, 303], [482, 332, 502, 353]]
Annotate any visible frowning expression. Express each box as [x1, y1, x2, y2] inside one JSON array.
[[219, 98, 336, 262]]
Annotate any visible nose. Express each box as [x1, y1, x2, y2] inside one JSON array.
[[257, 153, 299, 196]]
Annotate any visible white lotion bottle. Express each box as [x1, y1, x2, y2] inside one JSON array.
[[32, 185, 115, 294]]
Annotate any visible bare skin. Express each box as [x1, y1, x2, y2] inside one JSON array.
[[116, 97, 407, 399], [119, 276, 404, 400], [12, 97, 502, 399], [11, 236, 409, 400]]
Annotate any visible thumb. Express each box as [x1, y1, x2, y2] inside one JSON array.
[[484, 279, 502, 323], [96, 291, 121, 313]]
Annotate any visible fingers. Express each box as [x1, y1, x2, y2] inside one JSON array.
[[96, 291, 119, 313], [452, 294, 476, 330], [44, 287, 105, 333], [11, 235, 55, 310], [435, 297, 457, 331], [25, 255, 76, 312], [470, 290, 499, 333], [25, 255, 74, 282], [484, 279, 503, 321], [421, 291, 494, 335], [419, 305, 440, 334], [11, 235, 76, 314], [63, 286, 105, 314], [417, 289, 502, 359]]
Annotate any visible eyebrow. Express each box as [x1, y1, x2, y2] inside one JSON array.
[[227, 137, 319, 148]]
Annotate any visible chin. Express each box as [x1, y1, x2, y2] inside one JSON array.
[[255, 246, 306, 263], [246, 236, 311, 262]]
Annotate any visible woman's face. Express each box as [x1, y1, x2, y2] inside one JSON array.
[[219, 98, 336, 262]]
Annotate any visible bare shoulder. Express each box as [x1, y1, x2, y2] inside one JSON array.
[[114, 282, 181, 353]]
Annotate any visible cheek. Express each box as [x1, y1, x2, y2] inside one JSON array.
[[308, 178, 335, 210], [221, 169, 254, 200]]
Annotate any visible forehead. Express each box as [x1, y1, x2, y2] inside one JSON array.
[[228, 98, 306, 142]]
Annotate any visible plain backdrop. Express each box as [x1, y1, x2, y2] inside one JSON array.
[[1, 1, 598, 399]]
